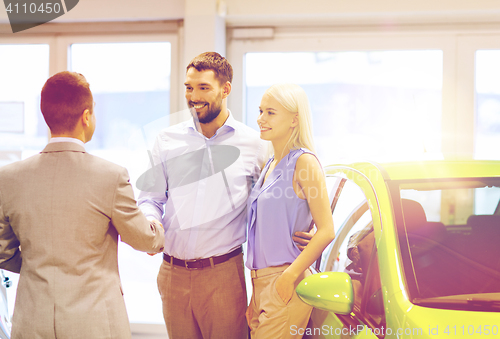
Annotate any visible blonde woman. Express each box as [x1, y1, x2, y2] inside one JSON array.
[[246, 83, 335, 338]]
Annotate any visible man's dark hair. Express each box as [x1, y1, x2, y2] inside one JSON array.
[[40, 71, 93, 134], [186, 52, 233, 85]]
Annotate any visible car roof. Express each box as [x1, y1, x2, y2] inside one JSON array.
[[326, 160, 500, 181]]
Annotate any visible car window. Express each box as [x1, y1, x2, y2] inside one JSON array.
[[321, 178, 369, 272], [332, 210, 372, 274], [397, 179, 500, 311]]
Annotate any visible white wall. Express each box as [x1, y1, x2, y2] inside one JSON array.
[[57, 0, 185, 22], [224, 0, 500, 24], [0, 0, 184, 24], [2, 0, 500, 26]]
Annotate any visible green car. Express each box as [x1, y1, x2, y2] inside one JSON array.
[[296, 161, 500, 338]]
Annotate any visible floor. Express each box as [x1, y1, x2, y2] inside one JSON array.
[[132, 334, 167, 339], [131, 324, 168, 339]]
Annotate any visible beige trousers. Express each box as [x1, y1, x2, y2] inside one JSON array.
[[157, 253, 248, 339], [248, 265, 313, 339]]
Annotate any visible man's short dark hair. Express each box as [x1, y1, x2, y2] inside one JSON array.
[[40, 71, 93, 134], [186, 52, 233, 85]]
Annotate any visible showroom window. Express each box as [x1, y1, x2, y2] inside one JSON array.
[[244, 51, 443, 165], [0, 35, 175, 329], [475, 50, 500, 160], [0, 43, 50, 315], [70, 41, 171, 325], [0, 44, 49, 166]]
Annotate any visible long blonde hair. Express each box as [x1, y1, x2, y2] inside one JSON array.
[[264, 83, 315, 155]]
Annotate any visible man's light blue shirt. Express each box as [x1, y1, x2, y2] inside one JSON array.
[[138, 112, 268, 260]]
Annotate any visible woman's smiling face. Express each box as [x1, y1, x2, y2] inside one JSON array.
[[257, 93, 297, 142]]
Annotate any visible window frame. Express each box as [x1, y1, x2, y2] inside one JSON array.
[[1, 26, 181, 118], [456, 35, 500, 160]]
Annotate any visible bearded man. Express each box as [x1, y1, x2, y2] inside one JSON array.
[[138, 52, 312, 339], [138, 52, 266, 338]]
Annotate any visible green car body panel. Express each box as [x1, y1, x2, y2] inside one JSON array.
[[296, 161, 500, 338]]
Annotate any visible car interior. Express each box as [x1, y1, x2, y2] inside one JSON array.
[[401, 198, 500, 300]]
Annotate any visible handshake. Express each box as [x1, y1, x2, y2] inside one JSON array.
[[148, 218, 165, 256]]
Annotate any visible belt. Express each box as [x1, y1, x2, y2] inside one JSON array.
[[163, 246, 242, 269]]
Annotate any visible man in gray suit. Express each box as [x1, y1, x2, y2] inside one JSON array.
[[0, 71, 165, 339]]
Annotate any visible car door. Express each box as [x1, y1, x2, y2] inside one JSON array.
[[306, 174, 385, 339]]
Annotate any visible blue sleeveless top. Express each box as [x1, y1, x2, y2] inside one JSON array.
[[246, 148, 316, 270]]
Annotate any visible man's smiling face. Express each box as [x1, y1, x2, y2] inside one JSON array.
[[184, 68, 224, 124]]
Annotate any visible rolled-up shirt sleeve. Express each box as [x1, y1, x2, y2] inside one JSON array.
[[137, 135, 168, 223]]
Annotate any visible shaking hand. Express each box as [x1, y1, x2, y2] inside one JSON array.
[[148, 218, 164, 256]]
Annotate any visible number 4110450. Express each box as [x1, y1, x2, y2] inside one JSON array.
[[443, 325, 499, 336], [5, 2, 62, 14]]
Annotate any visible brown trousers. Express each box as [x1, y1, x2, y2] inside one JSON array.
[[157, 253, 248, 339], [248, 265, 313, 338]]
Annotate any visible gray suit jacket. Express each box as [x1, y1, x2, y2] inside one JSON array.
[[0, 142, 165, 339]]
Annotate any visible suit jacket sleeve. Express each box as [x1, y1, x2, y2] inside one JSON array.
[[110, 167, 164, 253], [0, 189, 22, 273]]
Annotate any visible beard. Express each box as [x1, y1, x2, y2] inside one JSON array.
[[189, 92, 223, 124]]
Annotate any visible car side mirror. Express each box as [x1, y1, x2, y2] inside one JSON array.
[[296, 272, 354, 314]]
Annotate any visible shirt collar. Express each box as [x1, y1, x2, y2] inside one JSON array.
[[221, 110, 237, 130], [49, 137, 85, 148], [187, 110, 237, 136]]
